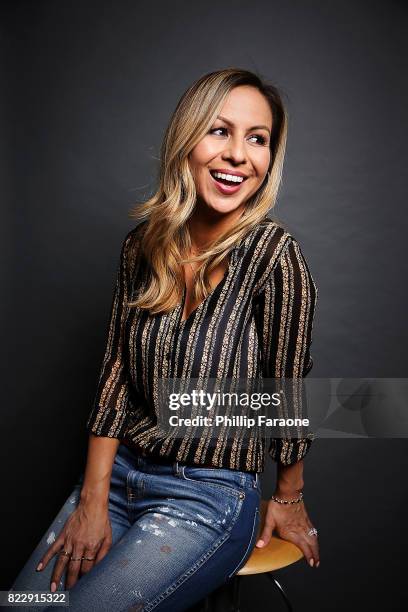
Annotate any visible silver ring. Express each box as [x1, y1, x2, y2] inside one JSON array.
[[307, 527, 318, 537]]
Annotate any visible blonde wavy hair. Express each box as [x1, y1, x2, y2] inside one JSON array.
[[128, 67, 288, 314]]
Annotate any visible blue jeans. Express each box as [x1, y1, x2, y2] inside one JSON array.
[[9, 443, 261, 611]]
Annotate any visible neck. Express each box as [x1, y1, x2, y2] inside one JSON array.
[[187, 203, 246, 250]]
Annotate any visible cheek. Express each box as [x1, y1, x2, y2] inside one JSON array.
[[192, 137, 221, 164], [253, 149, 271, 175], [190, 139, 207, 162], [189, 142, 217, 188]]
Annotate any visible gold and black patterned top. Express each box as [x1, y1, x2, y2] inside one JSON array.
[[85, 218, 318, 472]]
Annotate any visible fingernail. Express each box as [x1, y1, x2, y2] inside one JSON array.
[[256, 540, 264, 547], [316, 561, 320, 568], [309, 558, 314, 567], [51, 582, 57, 593], [36, 562, 43, 571]]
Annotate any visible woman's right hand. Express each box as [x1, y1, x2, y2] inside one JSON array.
[[36, 501, 113, 592]]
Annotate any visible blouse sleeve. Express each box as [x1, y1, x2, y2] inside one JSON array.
[[85, 230, 134, 439], [254, 235, 318, 465]]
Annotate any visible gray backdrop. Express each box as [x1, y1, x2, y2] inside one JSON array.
[[2, 0, 407, 609]]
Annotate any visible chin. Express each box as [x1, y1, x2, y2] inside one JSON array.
[[210, 202, 244, 215]]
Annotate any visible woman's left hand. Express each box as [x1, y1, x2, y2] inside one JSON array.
[[255, 497, 320, 568]]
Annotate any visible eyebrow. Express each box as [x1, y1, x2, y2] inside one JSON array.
[[216, 115, 271, 135]]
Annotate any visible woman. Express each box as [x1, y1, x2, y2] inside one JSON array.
[[10, 68, 320, 611]]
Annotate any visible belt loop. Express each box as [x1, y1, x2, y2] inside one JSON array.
[[173, 461, 180, 477], [254, 472, 259, 488]]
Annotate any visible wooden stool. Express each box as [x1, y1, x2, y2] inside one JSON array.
[[231, 499, 304, 611]]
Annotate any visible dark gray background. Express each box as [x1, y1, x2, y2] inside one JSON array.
[[2, 0, 407, 609]]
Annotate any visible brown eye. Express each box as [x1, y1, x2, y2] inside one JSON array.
[[249, 135, 268, 145], [209, 127, 227, 136]]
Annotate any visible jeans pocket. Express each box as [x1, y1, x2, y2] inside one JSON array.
[[228, 505, 260, 578], [179, 466, 243, 499]]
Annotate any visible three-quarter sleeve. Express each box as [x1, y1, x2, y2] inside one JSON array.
[[254, 235, 318, 465], [85, 231, 134, 439]]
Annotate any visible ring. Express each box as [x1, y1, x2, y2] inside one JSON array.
[[307, 527, 318, 537], [82, 556, 95, 561], [60, 550, 71, 557], [70, 557, 83, 562]]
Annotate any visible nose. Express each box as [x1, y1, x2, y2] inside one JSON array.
[[221, 133, 248, 166]]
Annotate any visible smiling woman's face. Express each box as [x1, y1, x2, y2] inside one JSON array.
[[188, 85, 273, 217]]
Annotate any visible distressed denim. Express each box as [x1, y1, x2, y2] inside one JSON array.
[[9, 443, 261, 611]]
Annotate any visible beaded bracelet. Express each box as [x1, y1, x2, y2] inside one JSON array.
[[271, 491, 304, 505]]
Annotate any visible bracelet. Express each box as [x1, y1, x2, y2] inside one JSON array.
[[271, 491, 304, 505]]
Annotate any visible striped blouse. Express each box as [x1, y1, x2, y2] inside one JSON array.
[[85, 218, 318, 472]]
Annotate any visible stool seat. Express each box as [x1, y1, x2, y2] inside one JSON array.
[[237, 500, 304, 575]]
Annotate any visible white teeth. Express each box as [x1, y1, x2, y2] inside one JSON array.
[[212, 171, 244, 183]]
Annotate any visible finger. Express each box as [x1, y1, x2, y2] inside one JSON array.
[[79, 546, 101, 576], [256, 515, 275, 548], [305, 532, 320, 566], [281, 530, 314, 567], [93, 538, 112, 565], [297, 533, 315, 567], [303, 518, 320, 565], [49, 544, 73, 592], [37, 534, 66, 571], [93, 521, 112, 566], [65, 546, 85, 590]]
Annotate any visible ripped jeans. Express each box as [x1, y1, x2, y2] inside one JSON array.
[[9, 443, 261, 611]]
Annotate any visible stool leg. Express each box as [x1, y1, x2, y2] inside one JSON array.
[[232, 575, 242, 611], [266, 572, 293, 612]]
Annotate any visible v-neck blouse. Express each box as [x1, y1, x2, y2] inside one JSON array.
[[85, 218, 318, 472]]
